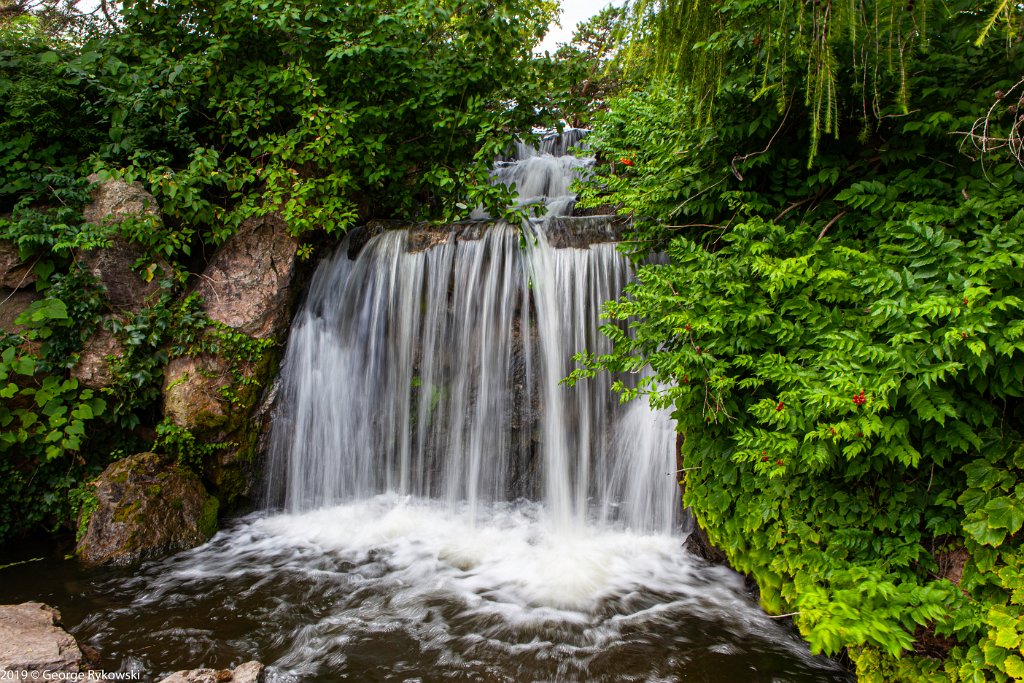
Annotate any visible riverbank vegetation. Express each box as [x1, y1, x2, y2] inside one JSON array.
[[0, 0, 557, 542], [3, 0, 1023, 679], [569, 0, 1024, 680]]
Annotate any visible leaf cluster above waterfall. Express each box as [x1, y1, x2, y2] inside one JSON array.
[[570, 2, 1024, 680]]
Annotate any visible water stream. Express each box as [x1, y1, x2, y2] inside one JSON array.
[[0, 131, 851, 682]]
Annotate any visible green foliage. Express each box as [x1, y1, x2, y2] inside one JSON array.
[[0, 0, 561, 546], [153, 420, 231, 474], [573, 4, 1024, 679], [616, 0, 1023, 160], [95, 0, 558, 244]]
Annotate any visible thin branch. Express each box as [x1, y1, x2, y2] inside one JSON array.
[[817, 210, 847, 240]]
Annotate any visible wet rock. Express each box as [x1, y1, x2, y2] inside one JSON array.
[[0, 602, 82, 673], [0, 241, 36, 289], [192, 213, 299, 339], [71, 324, 123, 389], [543, 215, 629, 249], [158, 661, 265, 683], [76, 452, 218, 567]]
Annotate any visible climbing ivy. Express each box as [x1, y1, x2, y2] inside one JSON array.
[[571, 6, 1024, 680]]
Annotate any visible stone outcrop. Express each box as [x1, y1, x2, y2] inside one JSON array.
[[70, 325, 123, 390], [76, 452, 218, 567], [77, 238, 166, 312], [0, 288, 40, 335], [0, 602, 82, 673], [191, 213, 299, 339], [158, 661, 265, 683], [79, 174, 170, 313], [0, 241, 36, 289], [82, 174, 159, 226], [162, 212, 299, 501]]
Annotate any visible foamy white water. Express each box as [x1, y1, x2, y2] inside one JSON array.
[[67, 499, 845, 681]]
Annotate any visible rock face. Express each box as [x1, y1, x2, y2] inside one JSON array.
[[162, 213, 299, 501], [0, 602, 82, 673], [158, 661, 265, 683], [66, 177, 173, 390], [76, 452, 218, 567], [78, 238, 165, 312], [192, 213, 299, 339], [70, 325, 123, 390], [0, 288, 40, 334], [0, 241, 36, 289], [79, 175, 169, 312]]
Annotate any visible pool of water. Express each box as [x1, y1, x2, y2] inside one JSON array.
[[1, 496, 851, 682]]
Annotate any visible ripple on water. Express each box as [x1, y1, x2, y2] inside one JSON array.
[[3, 495, 851, 682]]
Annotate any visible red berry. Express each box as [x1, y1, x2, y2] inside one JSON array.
[[829, 427, 836, 435], [682, 375, 690, 384], [685, 324, 691, 331], [963, 297, 969, 306], [776, 459, 784, 466], [761, 456, 769, 462], [776, 401, 784, 411]]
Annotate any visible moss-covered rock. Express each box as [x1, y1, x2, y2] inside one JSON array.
[[75, 452, 218, 567], [161, 212, 300, 506]]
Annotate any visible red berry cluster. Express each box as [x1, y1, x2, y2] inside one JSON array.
[[776, 401, 785, 411], [852, 390, 866, 406]]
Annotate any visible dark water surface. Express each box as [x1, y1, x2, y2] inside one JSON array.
[[1, 498, 851, 683]]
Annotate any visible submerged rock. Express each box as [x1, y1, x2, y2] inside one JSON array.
[[158, 661, 265, 683], [0, 602, 82, 673], [76, 452, 218, 567]]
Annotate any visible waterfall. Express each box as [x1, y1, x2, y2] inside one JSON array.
[[265, 129, 679, 534], [29, 130, 851, 682]]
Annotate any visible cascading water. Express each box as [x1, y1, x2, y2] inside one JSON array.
[[264, 129, 676, 534], [0, 131, 850, 682]]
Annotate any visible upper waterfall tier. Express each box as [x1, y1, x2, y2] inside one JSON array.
[[473, 127, 599, 220]]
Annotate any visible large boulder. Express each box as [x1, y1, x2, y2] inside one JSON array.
[[79, 175, 170, 312], [77, 238, 165, 312], [0, 602, 82, 673], [162, 213, 299, 501], [82, 174, 159, 226], [159, 661, 265, 683], [70, 324, 123, 390], [75, 452, 218, 567], [191, 213, 299, 339]]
